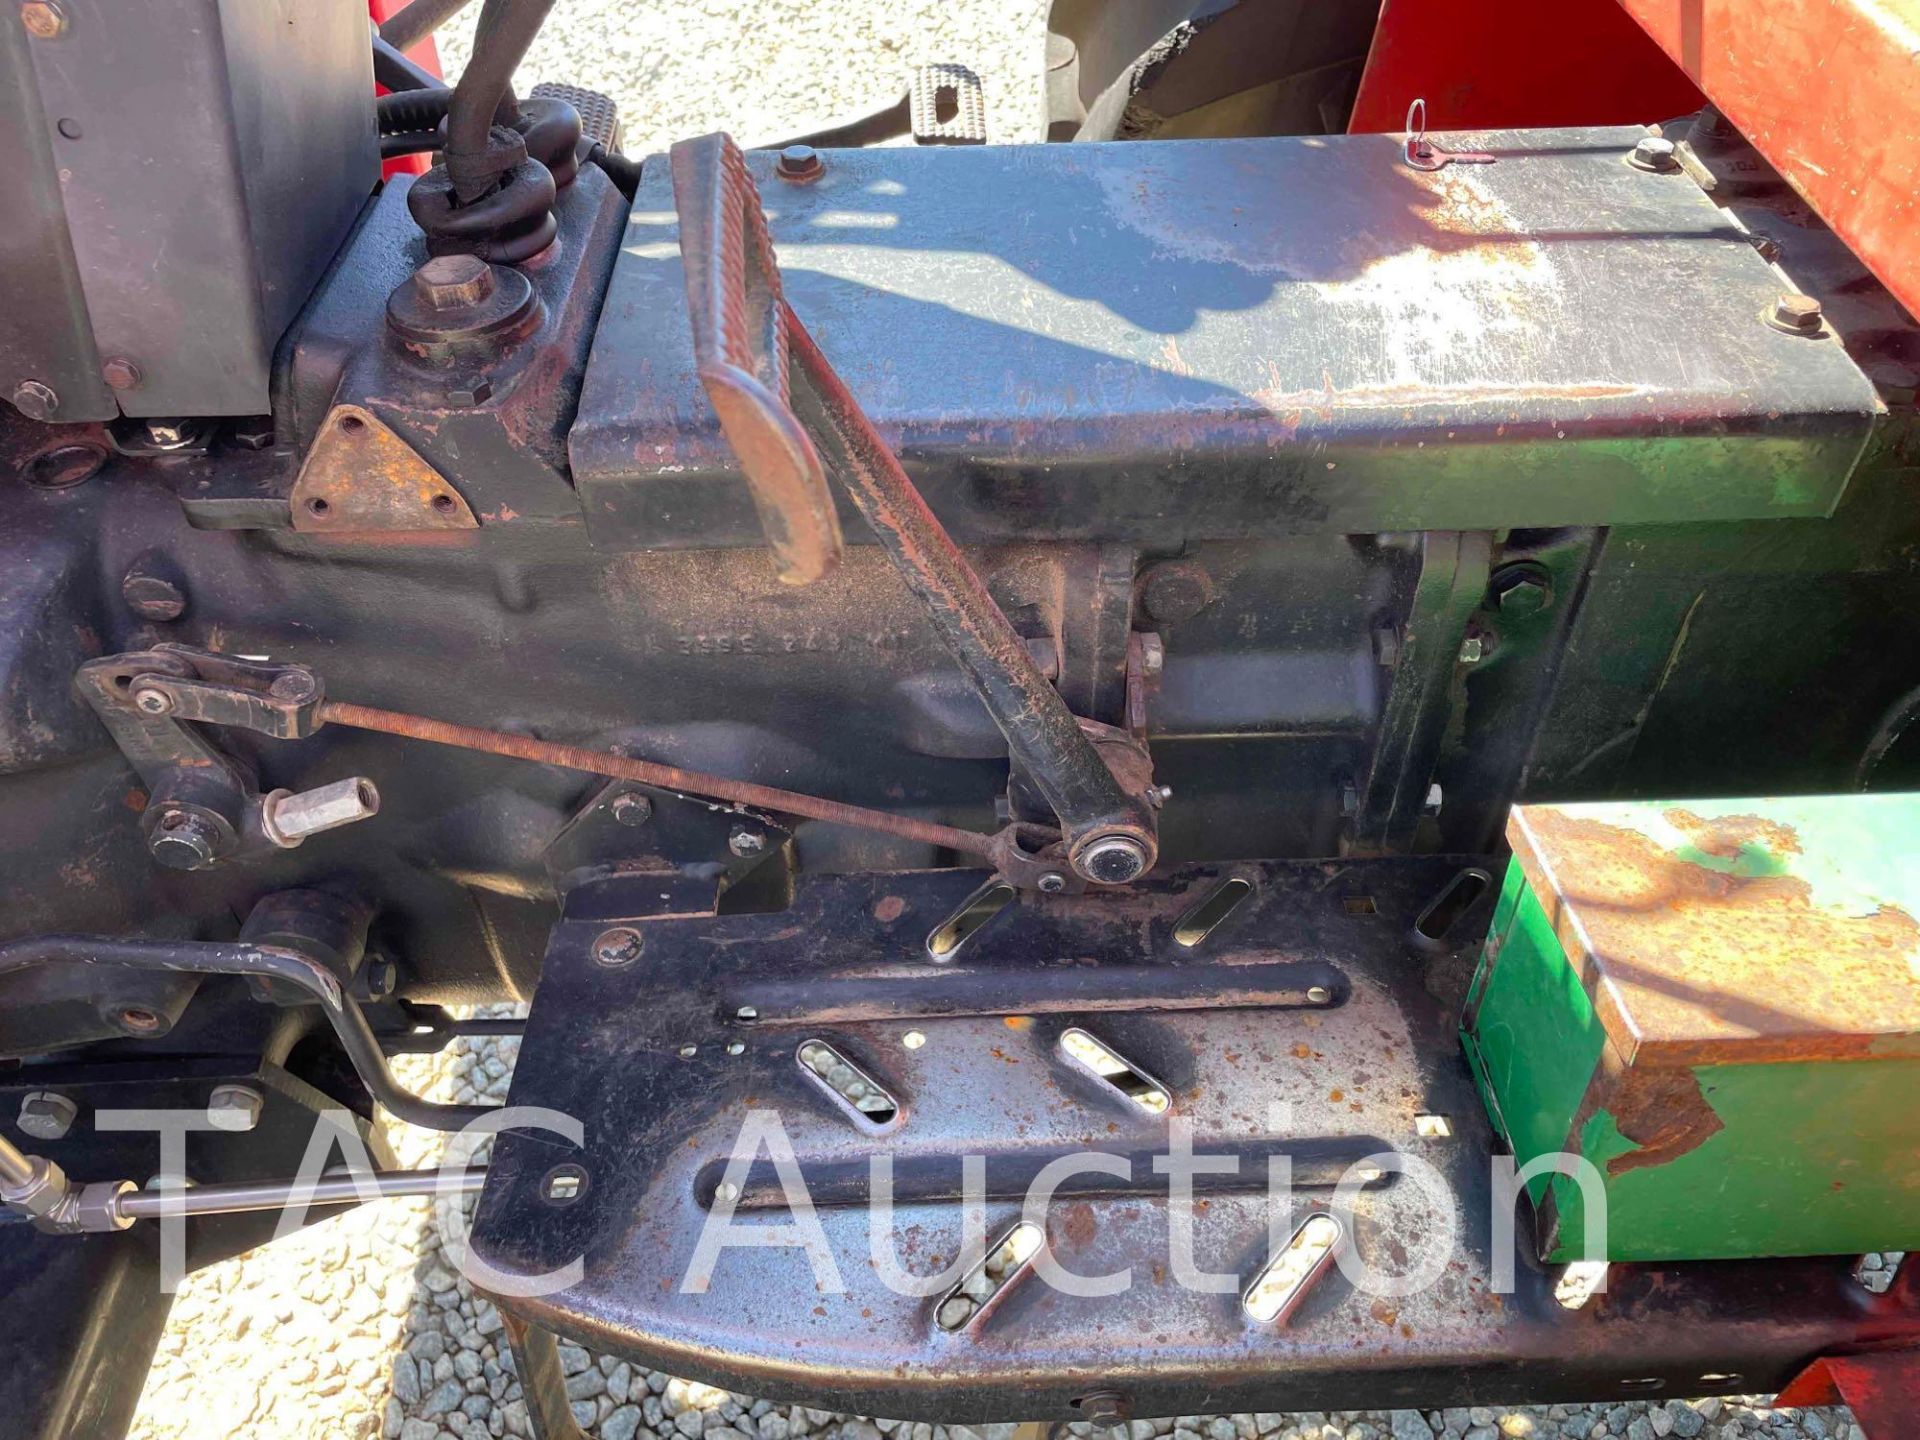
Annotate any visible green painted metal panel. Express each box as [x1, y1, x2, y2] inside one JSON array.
[[1464, 793, 1920, 1262]]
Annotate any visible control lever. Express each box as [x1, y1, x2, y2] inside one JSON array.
[[668, 132, 1159, 885]]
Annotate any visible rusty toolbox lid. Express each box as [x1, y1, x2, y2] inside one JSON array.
[[1508, 795, 1920, 1067]]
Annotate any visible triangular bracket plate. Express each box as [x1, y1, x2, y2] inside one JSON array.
[[289, 405, 479, 533]]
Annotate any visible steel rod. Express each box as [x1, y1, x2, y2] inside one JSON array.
[[0, 1133, 34, 1190], [0, 936, 492, 1132], [317, 700, 998, 860], [115, 1166, 485, 1221]]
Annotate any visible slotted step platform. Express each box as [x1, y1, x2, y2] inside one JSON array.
[[472, 859, 1920, 1421]]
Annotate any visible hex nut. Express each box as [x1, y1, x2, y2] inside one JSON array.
[[1490, 564, 1554, 617], [729, 826, 768, 857], [446, 377, 494, 408], [206, 1083, 264, 1133], [262, 777, 380, 847], [18, 1091, 78, 1141]]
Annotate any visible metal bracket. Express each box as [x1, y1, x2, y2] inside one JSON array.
[[74, 648, 373, 871], [668, 133, 1159, 885], [290, 405, 480, 534]]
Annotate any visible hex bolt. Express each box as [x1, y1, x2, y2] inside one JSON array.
[[261, 777, 380, 848], [413, 253, 496, 311], [776, 144, 823, 182], [268, 670, 319, 704], [205, 1083, 264, 1133], [1629, 135, 1678, 172], [728, 825, 768, 857], [100, 356, 142, 391], [609, 792, 652, 827], [1458, 635, 1487, 664], [132, 686, 173, 715], [1037, 872, 1067, 894], [148, 809, 221, 871], [1075, 1392, 1132, 1429], [360, 957, 399, 999], [592, 927, 644, 968], [10, 380, 59, 421], [18, 1091, 78, 1141], [18, 0, 64, 38], [1771, 292, 1824, 333]]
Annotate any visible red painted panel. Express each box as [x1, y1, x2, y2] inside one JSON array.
[[1350, 0, 1701, 133], [1619, 0, 1920, 322], [1776, 1349, 1920, 1437], [369, 0, 444, 180]]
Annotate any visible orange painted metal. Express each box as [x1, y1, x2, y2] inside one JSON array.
[[1617, 0, 1920, 320], [1775, 1347, 1920, 1435], [1349, 0, 1700, 133]]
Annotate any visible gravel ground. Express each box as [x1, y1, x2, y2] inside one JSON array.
[[127, 5, 1864, 1437]]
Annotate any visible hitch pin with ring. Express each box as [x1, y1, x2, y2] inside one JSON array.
[[1403, 98, 1495, 172]]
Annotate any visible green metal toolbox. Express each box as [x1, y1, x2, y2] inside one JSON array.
[[1462, 794, 1920, 1263]]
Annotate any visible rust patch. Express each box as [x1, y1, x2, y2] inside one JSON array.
[[872, 895, 906, 924], [1664, 807, 1805, 859], [290, 405, 480, 534], [1575, 1049, 1727, 1177], [1515, 808, 1920, 1066]]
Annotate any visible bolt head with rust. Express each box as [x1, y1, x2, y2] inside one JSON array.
[[11, 379, 58, 421], [414, 253, 497, 312], [610, 792, 652, 827], [18, 1090, 78, 1141], [1771, 292, 1824, 333], [729, 825, 768, 857], [776, 145, 823, 182], [269, 670, 319, 703], [132, 685, 174, 715], [19, 0, 65, 39], [100, 356, 142, 391]]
